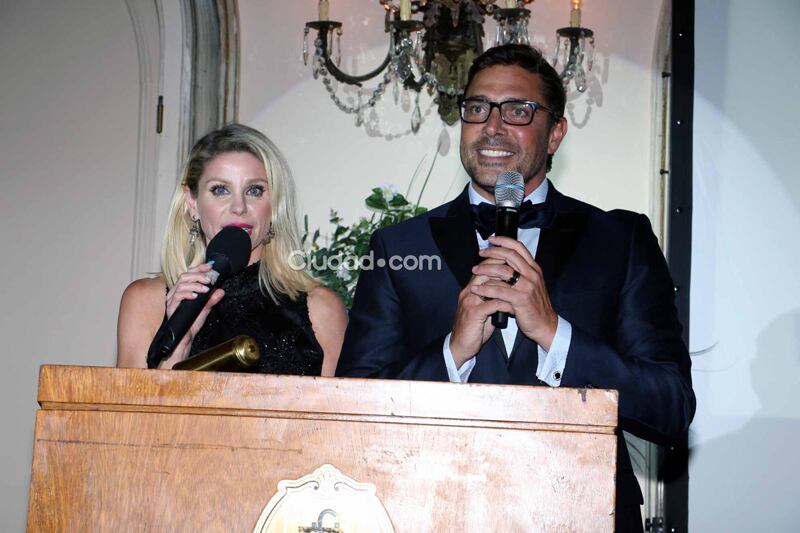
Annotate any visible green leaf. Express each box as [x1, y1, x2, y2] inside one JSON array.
[[389, 193, 409, 207], [365, 195, 388, 211]]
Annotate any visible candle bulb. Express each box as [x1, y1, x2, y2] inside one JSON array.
[[319, 0, 329, 21], [400, 0, 411, 21], [570, 0, 582, 27]]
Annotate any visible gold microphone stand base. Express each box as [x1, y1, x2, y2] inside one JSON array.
[[172, 335, 260, 372]]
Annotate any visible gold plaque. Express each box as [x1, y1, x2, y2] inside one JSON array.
[[253, 464, 395, 533]]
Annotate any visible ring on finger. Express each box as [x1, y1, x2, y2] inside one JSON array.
[[506, 270, 521, 286]]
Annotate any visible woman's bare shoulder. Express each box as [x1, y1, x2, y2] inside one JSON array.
[[119, 276, 168, 331], [122, 276, 167, 305], [307, 286, 345, 311], [117, 276, 167, 368], [307, 286, 347, 377]]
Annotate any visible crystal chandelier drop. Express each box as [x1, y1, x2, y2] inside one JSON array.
[[303, 0, 595, 132], [552, 0, 594, 93]]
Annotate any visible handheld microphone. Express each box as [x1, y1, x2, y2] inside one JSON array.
[[491, 171, 525, 329], [146, 226, 251, 369]]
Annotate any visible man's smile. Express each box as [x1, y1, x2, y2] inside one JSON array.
[[478, 149, 514, 158]]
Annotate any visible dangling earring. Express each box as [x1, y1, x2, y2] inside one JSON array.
[[189, 215, 201, 247], [262, 222, 275, 245]]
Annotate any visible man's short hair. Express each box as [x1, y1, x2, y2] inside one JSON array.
[[465, 44, 566, 121]]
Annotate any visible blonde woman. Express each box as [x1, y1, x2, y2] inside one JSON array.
[[117, 124, 346, 375]]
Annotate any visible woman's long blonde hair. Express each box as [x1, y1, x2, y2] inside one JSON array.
[[161, 123, 318, 302]]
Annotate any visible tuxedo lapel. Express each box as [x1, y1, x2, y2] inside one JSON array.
[[429, 187, 479, 288], [509, 184, 587, 358], [534, 185, 587, 298]]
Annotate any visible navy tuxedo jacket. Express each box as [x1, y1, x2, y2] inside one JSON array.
[[337, 184, 695, 522]]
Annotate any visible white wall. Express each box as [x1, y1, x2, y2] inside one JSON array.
[[238, 0, 665, 237], [0, 1, 139, 530], [690, 1, 800, 530]]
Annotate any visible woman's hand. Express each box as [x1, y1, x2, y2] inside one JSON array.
[[161, 262, 225, 367]]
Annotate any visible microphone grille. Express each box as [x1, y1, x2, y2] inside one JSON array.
[[205, 226, 252, 275], [495, 171, 525, 208]]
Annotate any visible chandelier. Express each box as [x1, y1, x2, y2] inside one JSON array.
[[303, 0, 595, 132]]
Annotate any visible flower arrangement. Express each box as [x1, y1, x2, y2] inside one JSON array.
[[302, 185, 427, 308], [302, 156, 436, 308]]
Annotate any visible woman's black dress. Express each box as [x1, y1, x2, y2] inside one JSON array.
[[188, 263, 324, 375]]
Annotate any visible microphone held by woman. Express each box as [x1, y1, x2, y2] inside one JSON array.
[[145, 226, 251, 369]]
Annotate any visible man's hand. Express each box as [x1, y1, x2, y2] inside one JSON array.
[[470, 236, 558, 351], [449, 264, 508, 367]]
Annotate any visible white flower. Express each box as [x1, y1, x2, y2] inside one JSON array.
[[335, 265, 352, 281], [380, 183, 398, 202]]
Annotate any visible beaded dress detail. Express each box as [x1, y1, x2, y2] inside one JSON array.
[[189, 263, 324, 375]]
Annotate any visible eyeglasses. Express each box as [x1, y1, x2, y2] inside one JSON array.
[[458, 97, 560, 126]]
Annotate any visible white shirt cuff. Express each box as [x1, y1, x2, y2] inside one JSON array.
[[443, 332, 476, 383], [536, 316, 572, 387]]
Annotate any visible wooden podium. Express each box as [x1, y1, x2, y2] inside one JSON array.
[[27, 365, 618, 532]]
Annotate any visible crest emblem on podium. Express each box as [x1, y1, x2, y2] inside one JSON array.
[[253, 464, 395, 533]]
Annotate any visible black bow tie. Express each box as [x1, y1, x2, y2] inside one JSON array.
[[470, 200, 556, 240]]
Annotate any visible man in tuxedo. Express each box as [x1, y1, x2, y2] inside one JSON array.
[[336, 44, 695, 531]]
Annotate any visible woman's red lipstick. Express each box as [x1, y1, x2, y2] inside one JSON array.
[[226, 223, 253, 235]]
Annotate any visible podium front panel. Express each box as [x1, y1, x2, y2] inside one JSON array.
[[28, 365, 618, 532]]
